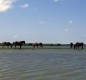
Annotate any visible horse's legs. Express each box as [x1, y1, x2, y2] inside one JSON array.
[[71, 45, 73, 48], [15, 45, 16, 49], [7, 46, 9, 48], [41, 45, 43, 48], [33, 45, 35, 48], [37, 44, 39, 48], [11, 45, 12, 48], [82, 45, 83, 49], [10, 44, 12, 48], [37, 45, 38, 48], [74, 45, 76, 49], [20, 45, 22, 49], [2, 45, 4, 48]]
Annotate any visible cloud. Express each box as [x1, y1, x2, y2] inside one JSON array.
[[64, 29, 69, 32], [53, 0, 64, 2], [20, 4, 29, 8], [54, 0, 59, 2], [68, 20, 73, 24], [0, 0, 15, 12], [12, 35, 18, 38]]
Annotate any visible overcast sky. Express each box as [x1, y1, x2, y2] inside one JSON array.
[[0, 0, 86, 43]]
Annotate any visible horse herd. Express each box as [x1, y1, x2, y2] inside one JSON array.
[[2, 41, 25, 49], [2, 41, 43, 49], [1, 41, 84, 49], [70, 42, 84, 49]]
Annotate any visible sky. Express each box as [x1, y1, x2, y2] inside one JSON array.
[[0, 0, 86, 43]]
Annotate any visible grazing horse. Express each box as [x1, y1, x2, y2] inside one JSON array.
[[12, 41, 25, 49], [33, 42, 43, 48], [2, 42, 12, 48], [74, 42, 84, 49]]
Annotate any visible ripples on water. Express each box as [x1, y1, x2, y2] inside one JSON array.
[[0, 49, 86, 80]]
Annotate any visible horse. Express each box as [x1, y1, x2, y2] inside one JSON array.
[[12, 41, 25, 49], [70, 42, 73, 48], [33, 42, 43, 48], [2, 42, 12, 48], [74, 42, 84, 49]]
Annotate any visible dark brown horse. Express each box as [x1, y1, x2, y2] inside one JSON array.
[[12, 41, 25, 49], [2, 42, 12, 48], [33, 42, 43, 48], [74, 42, 84, 49]]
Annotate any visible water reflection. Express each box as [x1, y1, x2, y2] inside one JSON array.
[[0, 49, 86, 80]]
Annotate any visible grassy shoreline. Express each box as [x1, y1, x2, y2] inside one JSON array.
[[0, 47, 85, 50], [0, 48, 85, 55]]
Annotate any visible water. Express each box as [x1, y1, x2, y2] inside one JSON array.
[[0, 49, 86, 80]]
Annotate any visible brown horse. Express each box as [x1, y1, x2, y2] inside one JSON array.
[[74, 42, 84, 49], [33, 42, 43, 48], [12, 41, 25, 49], [2, 42, 12, 48]]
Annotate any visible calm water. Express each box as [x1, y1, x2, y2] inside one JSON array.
[[0, 49, 86, 80]]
